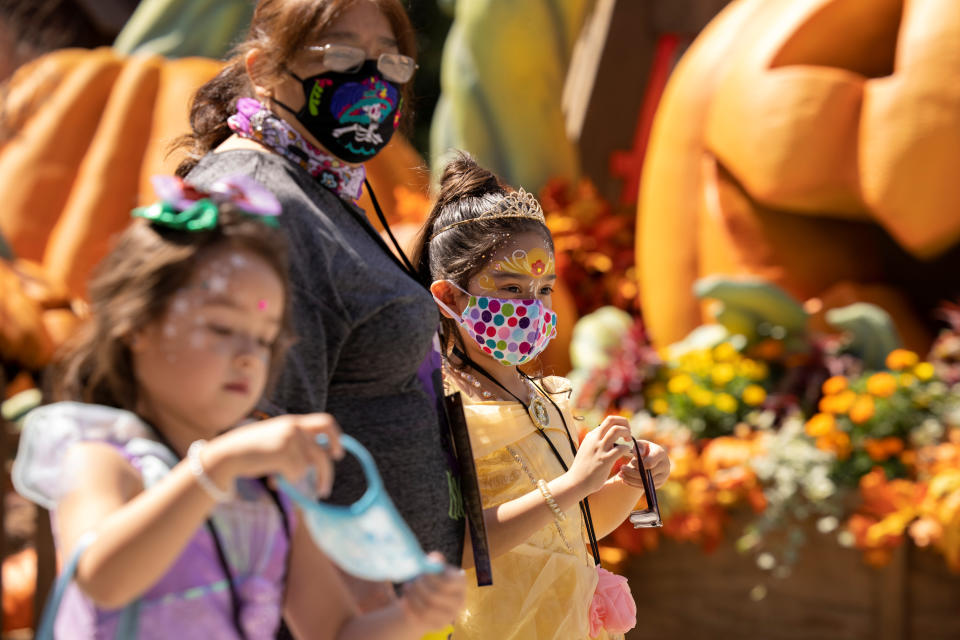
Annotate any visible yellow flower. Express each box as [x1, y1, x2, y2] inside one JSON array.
[[914, 362, 935, 382], [738, 359, 769, 381], [690, 387, 714, 407], [886, 349, 919, 371], [668, 374, 693, 394], [867, 372, 898, 398], [714, 393, 738, 413], [713, 342, 738, 363], [849, 395, 876, 424], [898, 373, 916, 388], [742, 384, 767, 407], [647, 382, 667, 398], [711, 363, 736, 387], [805, 413, 836, 437], [822, 376, 848, 396], [650, 398, 669, 415]]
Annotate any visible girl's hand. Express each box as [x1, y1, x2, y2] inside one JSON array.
[[618, 440, 671, 489], [399, 553, 466, 632], [566, 416, 633, 496], [205, 413, 344, 497]]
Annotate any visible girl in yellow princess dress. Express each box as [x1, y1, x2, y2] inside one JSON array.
[[411, 154, 671, 640]]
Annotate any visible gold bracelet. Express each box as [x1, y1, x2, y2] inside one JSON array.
[[537, 479, 566, 521]]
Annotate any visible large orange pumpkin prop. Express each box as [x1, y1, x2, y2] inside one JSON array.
[[0, 47, 430, 299], [638, 0, 960, 351]]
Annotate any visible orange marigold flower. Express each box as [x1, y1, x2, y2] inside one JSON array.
[[819, 389, 856, 414], [867, 372, 897, 398], [806, 413, 836, 437], [751, 338, 784, 361], [849, 395, 876, 424], [886, 349, 919, 371], [865, 439, 892, 461], [822, 375, 848, 396], [881, 437, 905, 457], [816, 431, 852, 459]]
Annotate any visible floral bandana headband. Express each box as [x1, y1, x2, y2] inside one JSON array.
[[228, 97, 366, 202], [434, 281, 558, 366], [132, 174, 281, 231]]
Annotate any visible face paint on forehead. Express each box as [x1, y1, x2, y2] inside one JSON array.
[[494, 248, 555, 278], [474, 247, 556, 295]]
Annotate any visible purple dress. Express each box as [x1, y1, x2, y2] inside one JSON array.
[[13, 403, 295, 639]]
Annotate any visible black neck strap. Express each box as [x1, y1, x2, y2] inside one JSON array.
[[450, 348, 601, 565], [146, 427, 291, 640], [364, 178, 419, 277]]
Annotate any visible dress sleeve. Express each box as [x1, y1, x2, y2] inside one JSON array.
[[12, 402, 153, 509]]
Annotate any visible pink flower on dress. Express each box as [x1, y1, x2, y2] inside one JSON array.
[[588, 567, 636, 637]]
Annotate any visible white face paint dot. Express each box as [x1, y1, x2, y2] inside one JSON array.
[[229, 254, 248, 268], [171, 298, 190, 314], [207, 275, 229, 294], [163, 324, 177, 338]]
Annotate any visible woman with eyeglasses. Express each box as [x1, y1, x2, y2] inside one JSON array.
[[175, 0, 465, 618]]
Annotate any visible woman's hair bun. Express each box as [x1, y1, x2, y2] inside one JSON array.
[[435, 152, 504, 209]]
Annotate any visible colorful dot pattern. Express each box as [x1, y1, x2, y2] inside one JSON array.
[[462, 296, 558, 365]]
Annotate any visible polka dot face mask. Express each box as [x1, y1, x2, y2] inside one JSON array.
[[434, 281, 558, 366]]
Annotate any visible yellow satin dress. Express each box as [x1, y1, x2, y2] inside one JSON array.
[[447, 374, 613, 640]]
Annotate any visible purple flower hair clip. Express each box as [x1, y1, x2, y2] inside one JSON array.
[[134, 175, 282, 231]]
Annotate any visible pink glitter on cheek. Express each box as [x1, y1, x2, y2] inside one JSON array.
[[258, 300, 268, 311]]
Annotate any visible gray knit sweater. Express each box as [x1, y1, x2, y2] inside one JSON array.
[[188, 150, 463, 564]]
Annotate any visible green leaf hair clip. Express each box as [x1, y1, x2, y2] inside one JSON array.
[[132, 175, 281, 230]]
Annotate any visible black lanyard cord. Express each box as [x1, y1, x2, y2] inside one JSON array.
[[204, 520, 245, 636], [145, 427, 290, 639], [364, 178, 419, 277], [449, 348, 601, 565]]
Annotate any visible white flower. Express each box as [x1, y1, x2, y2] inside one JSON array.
[[817, 516, 839, 534], [756, 553, 776, 570]]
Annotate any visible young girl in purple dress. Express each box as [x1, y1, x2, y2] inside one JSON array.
[[13, 177, 464, 639]]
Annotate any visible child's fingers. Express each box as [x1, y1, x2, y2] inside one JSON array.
[[293, 413, 345, 460], [403, 575, 463, 627], [596, 415, 630, 438], [288, 427, 330, 497], [599, 424, 632, 453]]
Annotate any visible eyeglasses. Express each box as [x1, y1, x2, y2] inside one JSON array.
[[307, 44, 418, 83], [628, 438, 663, 528]]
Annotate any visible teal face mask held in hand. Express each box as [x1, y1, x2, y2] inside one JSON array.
[[276, 434, 444, 582]]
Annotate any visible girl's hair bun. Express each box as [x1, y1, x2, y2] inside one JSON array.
[[435, 152, 503, 209]]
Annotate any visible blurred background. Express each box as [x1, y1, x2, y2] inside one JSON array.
[[3, 0, 960, 638]]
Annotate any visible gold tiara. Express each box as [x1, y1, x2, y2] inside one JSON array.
[[429, 187, 546, 241]]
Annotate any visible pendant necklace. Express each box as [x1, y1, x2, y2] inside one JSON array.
[[449, 347, 602, 565]]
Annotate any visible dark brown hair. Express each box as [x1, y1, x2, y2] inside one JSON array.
[[174, 0, 416, 177], [410, 152, 554, 358], [52, 208, 295, 412]]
